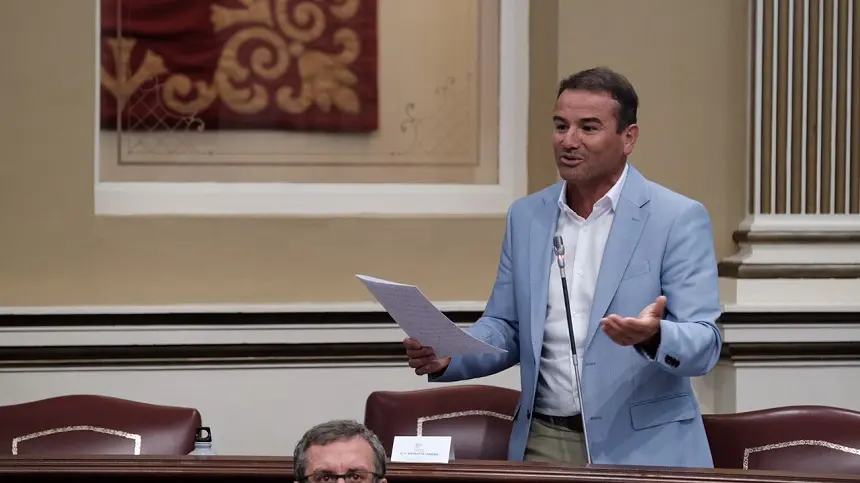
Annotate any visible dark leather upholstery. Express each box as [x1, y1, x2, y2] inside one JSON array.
[[364, 385, 520, 460], [367, 385, 860, 473], [703, 405, 860, 474], [0, 394, 202, 455]]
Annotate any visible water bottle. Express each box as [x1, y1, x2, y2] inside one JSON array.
[[189, 426, 216, 455]]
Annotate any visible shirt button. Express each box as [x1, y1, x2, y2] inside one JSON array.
[[576, 269, 583, 275]]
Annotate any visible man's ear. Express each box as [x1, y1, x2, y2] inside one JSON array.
[[622, 124, 639, 155]]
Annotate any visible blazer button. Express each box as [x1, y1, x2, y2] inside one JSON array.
[[526, 410, 531, 419]]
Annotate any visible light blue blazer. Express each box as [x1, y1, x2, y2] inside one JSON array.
[[432, 164, 722, 467]]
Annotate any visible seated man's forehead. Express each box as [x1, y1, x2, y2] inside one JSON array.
[[306, 437, 375, 472]]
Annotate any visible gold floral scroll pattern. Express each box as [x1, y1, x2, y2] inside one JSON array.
[[396, 76, 472, 156], [101, 0, 368, 124]]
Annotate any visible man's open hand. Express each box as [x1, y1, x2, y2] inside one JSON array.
[[600, 295, 666, 346], [403, 337, 451, 376]]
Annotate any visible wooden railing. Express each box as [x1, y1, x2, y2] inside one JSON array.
[[0, 456, 858, 483]]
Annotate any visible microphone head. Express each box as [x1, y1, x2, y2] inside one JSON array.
[[552, 235, 565, 255]]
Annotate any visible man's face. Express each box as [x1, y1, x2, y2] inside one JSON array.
[[552, 89, 638, 185], [299, 436, 385, 483]]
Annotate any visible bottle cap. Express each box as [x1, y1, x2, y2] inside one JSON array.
[[195, 426, 212, 443]]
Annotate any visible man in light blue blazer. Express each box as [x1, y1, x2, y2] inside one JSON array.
[[404, 67, 722, 468]]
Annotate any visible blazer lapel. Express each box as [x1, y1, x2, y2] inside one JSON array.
[[585, 167, 651, 351], [528, 183, 562, 362]]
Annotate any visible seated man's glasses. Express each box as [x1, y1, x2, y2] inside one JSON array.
[[302, 470, 381, 483]]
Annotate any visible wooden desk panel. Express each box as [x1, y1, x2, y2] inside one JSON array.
[[0, 456, 858, 483]]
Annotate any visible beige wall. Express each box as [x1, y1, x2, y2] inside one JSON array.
[[554, 0, 750, 260], [0, 1, 747, 306]]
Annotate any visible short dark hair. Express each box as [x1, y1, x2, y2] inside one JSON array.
[[293, 420, 387, 481], [557, 67, 638, 133]]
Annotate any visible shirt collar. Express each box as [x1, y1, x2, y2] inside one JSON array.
[[557, 162, 629, 214]]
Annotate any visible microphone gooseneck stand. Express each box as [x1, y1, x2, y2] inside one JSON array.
[[552, 235, 592, 464]]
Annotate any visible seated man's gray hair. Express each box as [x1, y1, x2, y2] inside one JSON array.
[[293, 419, 388, 480]]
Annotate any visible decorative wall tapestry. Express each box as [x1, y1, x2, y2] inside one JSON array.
[[100, 0, 379, 132]]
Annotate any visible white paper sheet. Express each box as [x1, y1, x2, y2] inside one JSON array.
[[356, 274, 507, 357]]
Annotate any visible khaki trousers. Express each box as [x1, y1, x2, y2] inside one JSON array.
[[523, 417, 588, 466]]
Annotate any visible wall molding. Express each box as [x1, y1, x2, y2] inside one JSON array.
[[0, 341, 851, 368], [0, 300, 487, 316], [718, 262, 860, 278], [0, 312, 854, 367], [720, 216, 860, 278], [0, 342, 407, 368], [738, 215, 860, 232], [1, 308, 855, 328], [719, 277, 860, 307], [721, 342, 860, 362], [733, 230, 860, 244], [719, 311, 860, 325], [0, 309, 855, 368], [0, 309, 484, 327]]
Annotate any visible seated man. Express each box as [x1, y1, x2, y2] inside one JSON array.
[[293, 420, 388, 483]]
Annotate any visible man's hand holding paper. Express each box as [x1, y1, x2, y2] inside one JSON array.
[[356, 274, 507, 359], [403, 337, 451, 376]]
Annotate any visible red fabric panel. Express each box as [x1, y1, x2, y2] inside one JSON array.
[[100, 0, 379, 132]]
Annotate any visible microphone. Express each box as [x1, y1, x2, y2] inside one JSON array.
[[552, 235, 592, 464]]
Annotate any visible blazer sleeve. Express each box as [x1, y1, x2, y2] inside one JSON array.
[[431, 205, 521, 382], [637, 201, 722, 377]]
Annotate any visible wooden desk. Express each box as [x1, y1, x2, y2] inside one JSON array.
[[0, 456, 858, 483]]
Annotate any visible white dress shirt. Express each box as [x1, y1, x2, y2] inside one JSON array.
[[533, 164, 629, 417]]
